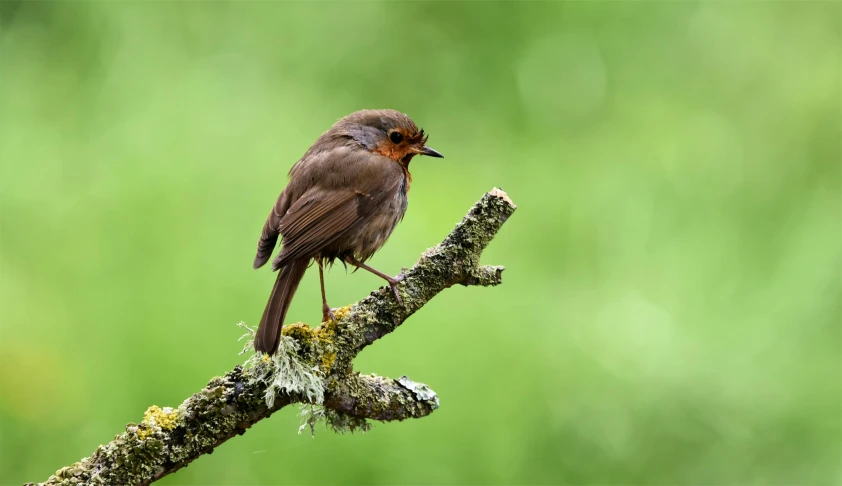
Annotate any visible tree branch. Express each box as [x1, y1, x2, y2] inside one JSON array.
[[29, 188, 516, 486], [324, 373, 440, 422]]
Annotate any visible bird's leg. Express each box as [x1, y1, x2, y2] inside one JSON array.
[[318, 260, 336, 322], [344, 256, 404, 305]]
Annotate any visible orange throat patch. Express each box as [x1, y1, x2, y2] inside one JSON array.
[[372, 145, 413, 193]]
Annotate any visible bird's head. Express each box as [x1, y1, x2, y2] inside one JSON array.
[[334, 109, 443, 166]]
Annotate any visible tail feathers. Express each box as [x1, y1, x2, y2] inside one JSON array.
[[254, 259, 308, 355]]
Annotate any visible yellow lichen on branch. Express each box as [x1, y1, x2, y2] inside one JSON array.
[[137, 406, 179, 439]]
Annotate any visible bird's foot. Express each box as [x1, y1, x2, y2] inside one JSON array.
[[322, 304, 337, 323], [342, 256, 407, 306], [387, 274, 405, 306]]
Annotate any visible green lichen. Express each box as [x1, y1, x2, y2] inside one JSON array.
[[298, 404, 371, 437], [397, 376, 440, 408], [241, 322, 325, 407]]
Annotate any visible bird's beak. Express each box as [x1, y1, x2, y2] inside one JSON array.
[[419, 146, 444, 158]]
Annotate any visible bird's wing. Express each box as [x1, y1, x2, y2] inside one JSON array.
[[253, 190, 292, 269], [270, 187, 361, 268], [267, 146, 403, 270]]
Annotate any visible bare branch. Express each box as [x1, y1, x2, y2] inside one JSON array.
[[28, 188, 516, 486]]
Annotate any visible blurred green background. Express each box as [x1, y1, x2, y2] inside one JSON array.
[[1, 1, 839, 484]]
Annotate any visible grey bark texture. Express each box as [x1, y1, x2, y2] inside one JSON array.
[[28, 188, 516, 486]]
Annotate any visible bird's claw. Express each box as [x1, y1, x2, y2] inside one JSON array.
[[322, 306, 337, 323], [387, 275, 405, 306]]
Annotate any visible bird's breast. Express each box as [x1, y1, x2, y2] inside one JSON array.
[[344, 177, 407, 262]]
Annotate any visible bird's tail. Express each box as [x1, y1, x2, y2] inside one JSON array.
[[254, 258, 308, 355]]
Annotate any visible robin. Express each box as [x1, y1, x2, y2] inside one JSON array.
[[252, 109, 444, 355]]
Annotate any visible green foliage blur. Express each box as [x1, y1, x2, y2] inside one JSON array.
[[1, 1, 839, 484]]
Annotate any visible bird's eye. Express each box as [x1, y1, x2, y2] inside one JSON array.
[[389, 131, 403, 144]]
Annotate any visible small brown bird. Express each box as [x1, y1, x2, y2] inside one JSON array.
[[252, 109, 443, 355]]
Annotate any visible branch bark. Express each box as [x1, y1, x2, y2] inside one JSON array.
[[29, 188, 516, 486]]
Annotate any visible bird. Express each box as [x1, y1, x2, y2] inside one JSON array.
[[252, 109, 444, 355]]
